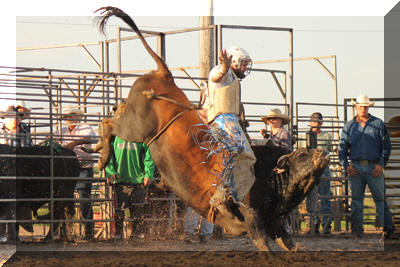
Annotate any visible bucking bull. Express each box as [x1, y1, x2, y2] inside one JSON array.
[[0, 144, 80, 242], [93, 7, 329, 251]]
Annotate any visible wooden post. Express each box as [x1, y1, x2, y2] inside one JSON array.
[[199, 2, 214, 81]]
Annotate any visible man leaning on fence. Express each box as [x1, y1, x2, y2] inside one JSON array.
[[299, 112, 334, 235], [56, 105, 96, 241], [0, 103, 33, 243], [339, 94, 398, 239]]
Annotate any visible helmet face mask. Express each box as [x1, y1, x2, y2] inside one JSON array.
[[227, 46, 252, 79]]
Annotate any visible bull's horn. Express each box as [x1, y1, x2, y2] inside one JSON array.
[[277, 150, 295, 167]]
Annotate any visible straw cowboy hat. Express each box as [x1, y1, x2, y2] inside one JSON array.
[[15, 100, 31, 119], [61, 105, 84, 118], [351, 94, 375, 107], [261, 108, 290, 125]]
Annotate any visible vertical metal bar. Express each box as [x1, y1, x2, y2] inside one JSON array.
[[157, 33, 166, 61], [289, 29, 294, 131], [48, 70, 54, 241], [333, 55, 339, 140], [100, 41, 105, 118], [342, 98, 349, 232], [117, 27, 122, 104], [105, 41, 110, 116], [284, 72, 287, 114], [83, 76, 87, 123], [295, 102, 299, 149], [117, 27, 121, 75], [77, 76, 81, 108], [57, 80, 62, 138]]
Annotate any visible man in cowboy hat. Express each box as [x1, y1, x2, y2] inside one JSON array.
[[260, 108, 292, 150], [0, 105, 33, 243], [0, 105, 32, 147], [339, 94, 397, 239], [15, 100, 31, 120], [56, 105, 97, 240]]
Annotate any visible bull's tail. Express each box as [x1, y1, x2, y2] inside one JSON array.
[[95, 6, 169, 74]]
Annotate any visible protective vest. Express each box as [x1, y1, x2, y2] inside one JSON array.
[[207, 73, 241, 123]]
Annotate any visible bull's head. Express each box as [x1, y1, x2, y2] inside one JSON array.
[[275, 148, 330, 213]]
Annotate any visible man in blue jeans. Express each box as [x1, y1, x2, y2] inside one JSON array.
[[339, 94, 397, 239], [300, 112, 333, 235]]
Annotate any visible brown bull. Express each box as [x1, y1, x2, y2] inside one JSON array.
[[94, 6, 272, 250]]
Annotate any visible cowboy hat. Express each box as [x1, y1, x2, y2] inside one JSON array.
[[61, 105, 84, 118], [351, 94, 375, 107], [15, 100, 31, 119], [261, 108, 290, 125]]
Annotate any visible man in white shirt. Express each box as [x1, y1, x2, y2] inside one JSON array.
[[57, 106, 96, 240]]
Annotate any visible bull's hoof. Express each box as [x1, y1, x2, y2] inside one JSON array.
[[275, 235, 296, 251]]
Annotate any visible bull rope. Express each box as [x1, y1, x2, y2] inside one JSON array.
[[142, 89, 201, 147]]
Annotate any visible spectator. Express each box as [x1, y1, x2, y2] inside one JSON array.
[[339, 94, 397, 239], [104, 136, 155, 242], [260, 108, 294, 242], [260, 108, 292, 150], [0, 105, 32, 147], [57, 105, 96, 240], [298, 112, 334, 235], [0, 104, 33, 243]]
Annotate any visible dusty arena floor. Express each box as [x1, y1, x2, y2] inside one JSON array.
[[1, 232, 400, 266]]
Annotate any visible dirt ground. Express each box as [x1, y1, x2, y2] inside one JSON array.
[[1, 231, 400, 266]]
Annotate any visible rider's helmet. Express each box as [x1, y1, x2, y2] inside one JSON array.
[[226, 46, 252, 79]]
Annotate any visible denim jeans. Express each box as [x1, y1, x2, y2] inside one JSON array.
[[384, 198, 395, 232], [319, 167, 332, 226], [76, 168, 93, 237], [184, 207, 214, 237], [349, 162, 385, 233], [306, 167, 332, 227]]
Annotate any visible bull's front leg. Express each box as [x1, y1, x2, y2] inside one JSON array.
[[238, 205, 271, 251], [93, 118, 115, 170]]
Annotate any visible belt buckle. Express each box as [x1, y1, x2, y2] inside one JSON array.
[[359, 160, 369, 166]]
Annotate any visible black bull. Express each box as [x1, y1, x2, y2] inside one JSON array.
[[0, 144, 80, 241], [249, 145, 329, 250]]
